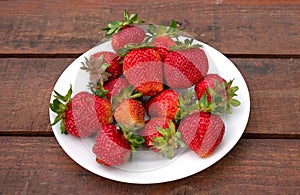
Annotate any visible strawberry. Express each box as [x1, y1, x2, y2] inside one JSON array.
[[141, 118, 185, 158], [50, 86, 113, 137], [102, 10, 146, 52], [164, 39, 209, 89], [114, 99, 145, 131], [195, 74, 241, 115], [103, 77, 129, 101], [153, 46, 169, 61], [195, 74, 226, 102], [123, 47, 164, 96], [145, 89, 179, 121], [145, 21, 180, 60], [92, 51, 122, 82], [112, 85, 145, 131], [153, 36, 176, 49], [92, 124, 131, 166], [178, 111, 225, 158]]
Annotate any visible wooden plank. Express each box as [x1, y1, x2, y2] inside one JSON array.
[[0, 137, 299, 194], [0, 58, 299, 135], [231, 58, 300, 136], [0, 1, 299, 55]]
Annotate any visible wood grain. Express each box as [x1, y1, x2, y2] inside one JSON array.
[[231, 58, 300, 136], [0, 0, 299, 55], [0, 58, 299, 136], [0, 137, 299, 194]]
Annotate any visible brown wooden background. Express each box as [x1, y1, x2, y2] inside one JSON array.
[[0, 0, 299, 194]]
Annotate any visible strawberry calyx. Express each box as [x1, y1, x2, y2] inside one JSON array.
[[80, 54, 111, 98], [151, 120, 185, 159], [144, 20, 182, 42], [199, 79, 241, 115], [171, 38, 202, 51], [49, 85, 73, 134], [102, 10, 145, 37], [111, 85, 143, 110], [120, 125, 145, 160], [117, 42, 154, 58], [175, 89, 199, 123]]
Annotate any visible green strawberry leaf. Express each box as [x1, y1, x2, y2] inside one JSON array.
[[60, 119, 68, 134], [169, 20, 177, 29], [53, 85, 72, 103], [51, 114, 63, 126], [49, 99, 67, 114], [151, 120, 185, 159], [230, 99, 241, 107]]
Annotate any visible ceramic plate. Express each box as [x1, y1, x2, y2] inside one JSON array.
[[49, 38, 250, 184]]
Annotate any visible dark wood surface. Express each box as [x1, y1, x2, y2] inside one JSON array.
[[0, 1, 299, 194]]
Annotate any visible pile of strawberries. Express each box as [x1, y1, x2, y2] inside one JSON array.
[[50, 11, 241, 167]]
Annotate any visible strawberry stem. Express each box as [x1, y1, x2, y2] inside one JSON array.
[[111, 85, 142, 110]]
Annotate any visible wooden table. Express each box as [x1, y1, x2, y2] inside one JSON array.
[[1, 1, 299, 194]]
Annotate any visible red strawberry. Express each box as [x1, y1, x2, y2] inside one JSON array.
[[195, 74, 226, 102], [92, 51, 122, 82], [141, 118, 185, 158], [123, 48, 164, 96], [102, 10, 146, 52], [178, 111, 225, 158], [153, 36, 177, 49], [145, 89, 179, 121], [92, 124, 131, 166], [114, 98, 145, 131], [50, 86, 113, 137], [103, 77, 129, 101], [164, 39, 208, 89], [146, 21, 180, 60], [195, 74, 241, 115], [153, 46, 169, 61]]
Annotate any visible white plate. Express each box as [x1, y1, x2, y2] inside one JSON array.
[[49, 38, 250, 184]]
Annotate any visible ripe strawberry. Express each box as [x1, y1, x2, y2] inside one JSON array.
[[50, 86, 113, 137], [145, 21, 181, 60], [195, 74, 226, 102], [153, 36, 177, 49], [195, 74, 241, 115], [178, 111, 225, 158], [141, 118, 185, 158], [145, 89, 179, 121], [164, 39, 209, 89], [103, 77, 129, 101], [153, 46, 169, 61], [92, 51, 122, 82], [123, 48, 164, 96], [92, 124, 131, 166], [111, 85, 145, 131], [102, 10, 146, 52], [114, 99, 145, 131]]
